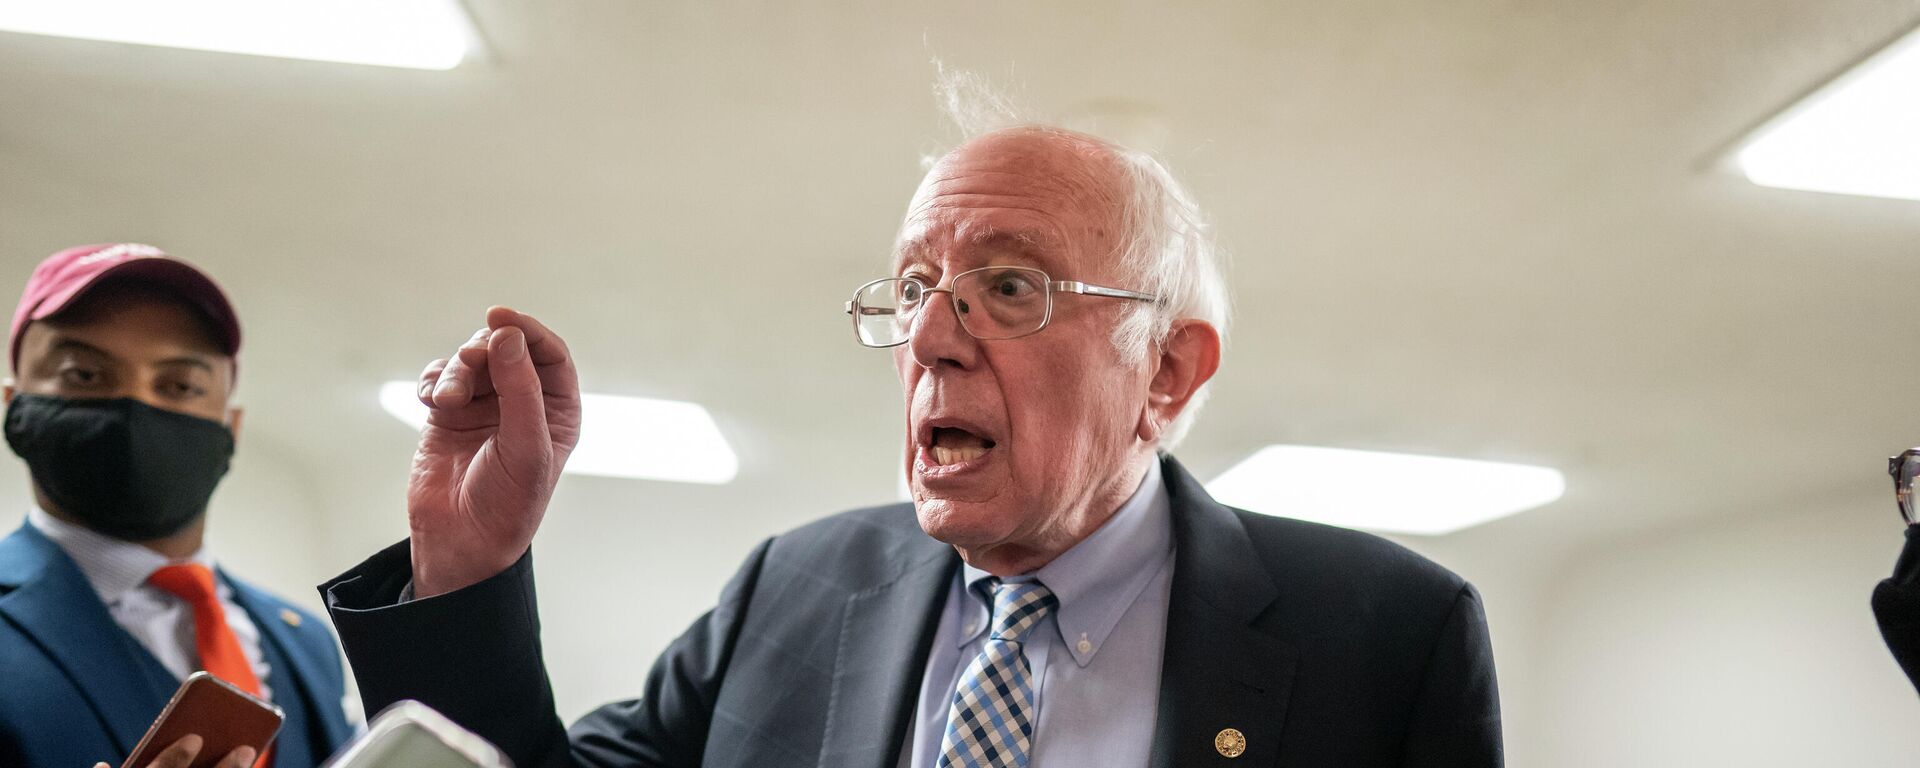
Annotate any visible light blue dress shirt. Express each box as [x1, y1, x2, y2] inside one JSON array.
[[903, 459, 1176, 768]]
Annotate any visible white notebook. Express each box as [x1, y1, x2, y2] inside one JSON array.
[[323, 700, 511, 768]]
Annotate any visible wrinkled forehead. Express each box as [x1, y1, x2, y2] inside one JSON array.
[[893, 130, 1129, 277]]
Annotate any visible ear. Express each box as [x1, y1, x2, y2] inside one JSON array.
[[1136, 320, 1222, 444], [225, 405, 245, 446]]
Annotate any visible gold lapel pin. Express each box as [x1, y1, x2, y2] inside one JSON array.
[[280, 608, 302, 627], [1214, 728, 1246, 758]]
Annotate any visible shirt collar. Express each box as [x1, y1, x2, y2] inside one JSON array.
[[959, 457, 1174, 667], [25, 506, 215, 605]]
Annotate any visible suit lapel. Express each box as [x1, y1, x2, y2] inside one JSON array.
[[1150, 457, 1297, 768], [0, 524, 173, 756], [818, 539, 957, 768], [223, 570, 351, 749]]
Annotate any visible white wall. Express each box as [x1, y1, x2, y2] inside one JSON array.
[[1526, 487, 1920, 766]]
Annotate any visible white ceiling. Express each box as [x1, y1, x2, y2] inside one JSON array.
[[2, 0, 1918, 615]]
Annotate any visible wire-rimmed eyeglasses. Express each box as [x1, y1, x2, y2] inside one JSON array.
[[843, 266, 1157, 348], [1891, 448, 1920, 526]]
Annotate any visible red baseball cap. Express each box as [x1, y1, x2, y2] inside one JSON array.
[[9, 243, 242, 373]]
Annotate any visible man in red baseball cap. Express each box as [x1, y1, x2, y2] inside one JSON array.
[[0, 244, 354, 768]]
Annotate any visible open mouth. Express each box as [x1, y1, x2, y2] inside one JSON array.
[[928, 426, 997, 466]]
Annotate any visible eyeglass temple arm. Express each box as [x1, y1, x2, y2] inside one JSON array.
[[1051, 281, 1157, 302], [843, 300, 897, 317]]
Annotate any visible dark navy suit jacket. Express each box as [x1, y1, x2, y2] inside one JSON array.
[[1874, 525, 1920, 694], [0, 523, 355, 768], [322, 456, 1502, 767]]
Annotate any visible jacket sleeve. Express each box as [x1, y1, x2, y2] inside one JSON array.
[[1872, 525, 1920, 695], [1400, 583, 1504, 768], [318, 537, 774, 768]]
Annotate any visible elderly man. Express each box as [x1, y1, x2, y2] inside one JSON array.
[[321, 126, 1502, 767]]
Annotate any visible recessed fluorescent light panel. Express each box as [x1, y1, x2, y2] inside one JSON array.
[[379, 381, 738, 484], [1206, 445, 1564, 536], [1736, 24, 1920, 201], [0, 0, 471, 70]]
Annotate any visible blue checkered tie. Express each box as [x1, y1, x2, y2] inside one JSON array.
[[937, 579, 1058, 768]]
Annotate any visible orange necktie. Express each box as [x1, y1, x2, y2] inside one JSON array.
[[147, 563, 273, 768]]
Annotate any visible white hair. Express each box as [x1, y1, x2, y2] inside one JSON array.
[[927, 69, 1232, 449]]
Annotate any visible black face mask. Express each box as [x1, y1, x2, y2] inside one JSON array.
[[5, 394, 234, 541]]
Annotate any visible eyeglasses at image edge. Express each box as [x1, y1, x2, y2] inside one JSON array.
[[1890, 449, 1919, 526]]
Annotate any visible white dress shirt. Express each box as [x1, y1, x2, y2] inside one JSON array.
[[26, 507, 275, 703]]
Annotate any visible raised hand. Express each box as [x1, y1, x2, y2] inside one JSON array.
[[407, 307, 581, 598]]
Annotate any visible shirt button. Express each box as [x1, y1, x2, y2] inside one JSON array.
[[964, 622, 977, 635], [1077, 638, 1093, 654]]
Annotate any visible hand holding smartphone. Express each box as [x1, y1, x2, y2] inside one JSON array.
[[117, 672, 283, 768]]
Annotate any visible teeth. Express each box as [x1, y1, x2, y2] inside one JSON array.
[[932, 445, 987, 466]]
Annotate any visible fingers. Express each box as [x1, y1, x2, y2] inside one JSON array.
[[431, 328, 496, 408], [214, 747, 257, 768], [486, 326, 553, 481], [148, 734, 202, 768], [417, 358, 449, 407], [487, 307, 571, 367], [487, 307, 581, 421], [422, 309, 575, 430]]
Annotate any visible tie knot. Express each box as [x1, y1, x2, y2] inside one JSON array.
[[987, 579, 1056, 643], [148, 563, 218, 604]]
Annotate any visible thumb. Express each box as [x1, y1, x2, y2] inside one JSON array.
[[486, 327, 553, 482]]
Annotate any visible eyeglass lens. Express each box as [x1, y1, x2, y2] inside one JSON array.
[[853, 268, 1051, 346]]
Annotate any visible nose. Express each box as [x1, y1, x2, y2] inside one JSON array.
[[906, 288, 979, 370]]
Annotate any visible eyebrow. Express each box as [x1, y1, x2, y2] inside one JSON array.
[[157, 356, 217, 374], [893, 228, 1058, 272], [969, 229, 1053, 255], [46, 338, 110, 361], [46, 338, 216, 373]]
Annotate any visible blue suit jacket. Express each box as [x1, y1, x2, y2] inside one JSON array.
[[0, 523, 354, 768]]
